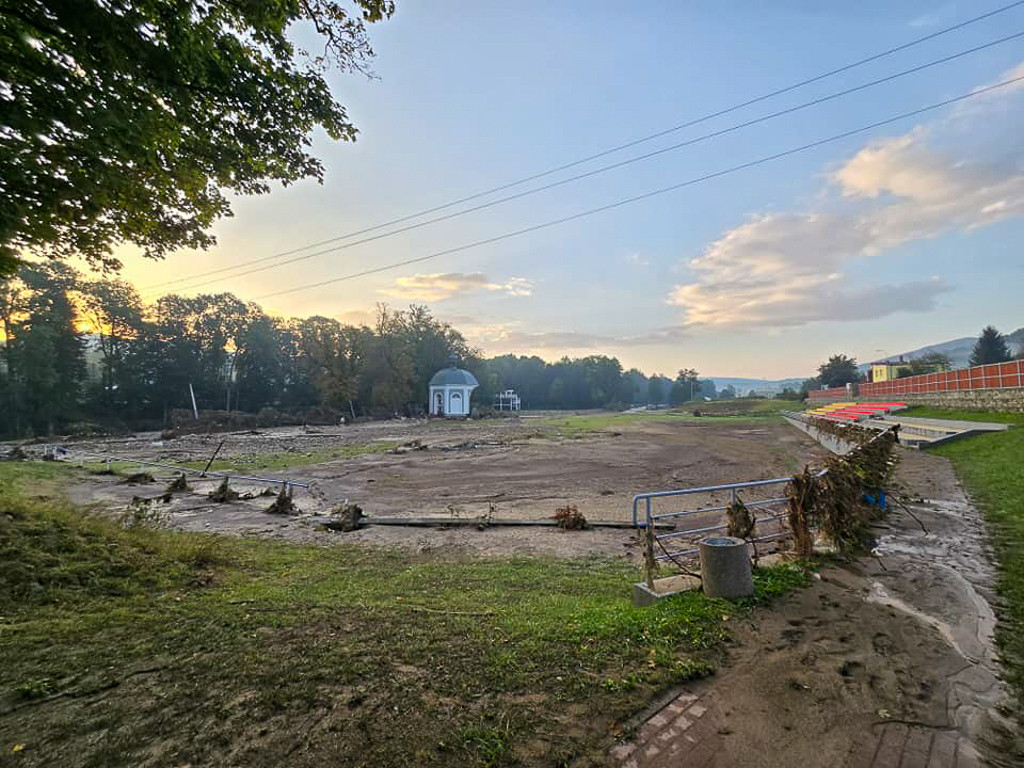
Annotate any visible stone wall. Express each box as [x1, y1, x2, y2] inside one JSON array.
[[857, 389, 1024, 414]]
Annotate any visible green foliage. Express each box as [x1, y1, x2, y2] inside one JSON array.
[[0, 0, 395, 276], [0, 264, 743, 436], [816, 354, 861, 388], [969, 325, 1012, 366]]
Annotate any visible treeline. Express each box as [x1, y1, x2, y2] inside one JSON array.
[[0, 263, 718, 437]]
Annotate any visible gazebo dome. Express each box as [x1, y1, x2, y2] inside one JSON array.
[[429, 366, 478, 388]]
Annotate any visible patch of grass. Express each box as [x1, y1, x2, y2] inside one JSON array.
[[532, 406, 783, 438], [182, 441, 399, 472], [916, 408, 1024, 713], [0, 470, 808, 767]]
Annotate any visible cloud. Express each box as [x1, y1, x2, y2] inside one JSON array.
[[667, 63, 1024, 329], [457, 319, 690, 356], [379, 272, 533, 302], [625, 252, 650, 267]]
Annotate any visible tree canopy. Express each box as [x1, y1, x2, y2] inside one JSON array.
[[0, 263, 714, 437], [816, 354, 861, 388], [969, 325, 1011, 366], [0, 0, 394, 277]]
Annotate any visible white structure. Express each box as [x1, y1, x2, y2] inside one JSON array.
[[428, 363, 478, 417], [494, 389, 521, 411]]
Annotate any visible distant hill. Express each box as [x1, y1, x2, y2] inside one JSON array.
[[706, 377, 806, 395], [889, 327, 1024, 368]]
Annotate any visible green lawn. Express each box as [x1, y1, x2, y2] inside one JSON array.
[[0, 462, 809, 767], [910, 407, 1024, 711], [180, 441, 400, 473], [533, 400, 795, 438]]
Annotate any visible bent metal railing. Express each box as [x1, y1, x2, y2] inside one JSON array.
[[632, 477, 804, 566], [633, 420, 891, 571]]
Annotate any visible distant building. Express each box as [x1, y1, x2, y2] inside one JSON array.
[[494, 389, 521, 411], [428, 360, 478, 417], [869, 354, 947, 383], [869, 359, 912, 383]]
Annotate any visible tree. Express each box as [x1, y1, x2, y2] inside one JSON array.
[[4, 264, 84, 434], [0, 0, 395, 277], [717, 385, 736, 400], [776, 387, 802, 401], [969, 326, 1011, 366], [670, 368, 700, 405], [817, 355, 860, 388], [647, 376, 665, 405]]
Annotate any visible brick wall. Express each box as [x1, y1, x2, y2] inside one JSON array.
[[805, 359, 1024, 413]]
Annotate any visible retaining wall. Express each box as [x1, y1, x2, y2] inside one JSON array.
[[858, 389, 1024, 413], [807, 359, 1024, 413]]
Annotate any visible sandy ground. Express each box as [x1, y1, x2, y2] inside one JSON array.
[[25, 412, 827, 559], [618, 448, 1013, 767]]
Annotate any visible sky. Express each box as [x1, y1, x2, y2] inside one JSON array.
[[115, 1, 1024, 380]]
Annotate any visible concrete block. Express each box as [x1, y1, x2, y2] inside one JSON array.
[[699, 536, 754, 599], [632, 574, 701, 606]]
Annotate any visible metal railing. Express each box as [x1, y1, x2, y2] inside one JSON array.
[[45, 446, 309, 490], [632, 419, 893, 570], [633, 477, 801, 565]]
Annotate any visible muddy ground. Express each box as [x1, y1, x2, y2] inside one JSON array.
[[618, 448, 1013, 767], [20, 412, 826, 558]]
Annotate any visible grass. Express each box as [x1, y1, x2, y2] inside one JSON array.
[[180, 441, 400, 472], [910, 407, 1024, 713], [0, 462, 810, 767], [533, 400, 794, 438]]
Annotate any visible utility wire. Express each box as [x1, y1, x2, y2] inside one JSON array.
[[253, 74, 1024, 301], [150, 31, 1024, 296], [140, 0, 1024, 294]]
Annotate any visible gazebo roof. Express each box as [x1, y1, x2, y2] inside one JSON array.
[[429, 366, 478, 387]]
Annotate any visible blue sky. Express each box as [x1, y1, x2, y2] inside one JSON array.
[[118, 1, 1024, 379]]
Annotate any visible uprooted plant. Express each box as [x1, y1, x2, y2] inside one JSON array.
[[208, 477, 239, 503], [265, 485, 296, 515], [785, 428, 898, 557], [165, 473, 190, 493], [323, 502, 363, 532], [554, 504, 588, 531], [726, 498, 755, 539]]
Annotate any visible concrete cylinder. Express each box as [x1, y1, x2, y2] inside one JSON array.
[[699, 536, 754, 599]]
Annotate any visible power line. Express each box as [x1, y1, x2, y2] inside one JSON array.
[[253, 74, 1024, 302], [140, 0, 1024, 294], [149, 31, 1024, 296]]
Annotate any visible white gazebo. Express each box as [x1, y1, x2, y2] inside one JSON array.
[[429, 362, 478, 417]]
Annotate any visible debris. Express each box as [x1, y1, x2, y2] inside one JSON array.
[[389, 439, 427, 455], [4, 445, 27, 461], [258, 486, 277, 497], [165, 473, 190, 493], [208, 477, 239, 503], [265, 485, 297, 515], [201, 439, 227, 476], [323, 502, 364, 532], [554, 504, 588, 531], [726, 498, 755, 539], [123, 472, 155, 485], [159, 428, 177, 440]]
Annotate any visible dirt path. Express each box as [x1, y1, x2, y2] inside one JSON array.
[[615, 449, 1010, 768]]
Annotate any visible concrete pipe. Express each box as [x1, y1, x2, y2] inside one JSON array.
[[699, 536, 754, 599]]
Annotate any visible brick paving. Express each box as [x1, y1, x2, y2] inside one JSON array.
[[612, 688, 981, 768]]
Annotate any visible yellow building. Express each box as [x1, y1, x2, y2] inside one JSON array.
[[869, 361, 911, 382]]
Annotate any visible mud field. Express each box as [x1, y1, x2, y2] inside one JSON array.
[[25, 411, 828, 558]]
